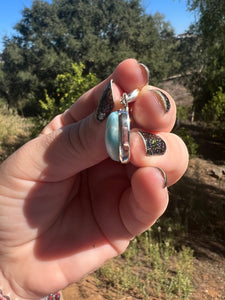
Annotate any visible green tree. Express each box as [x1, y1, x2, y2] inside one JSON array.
[[38, 62, 98, 130], [0, 0, 177, 110], [137, 13, 179, 83], [1, 0, 73, 108], [183, 0, 225, 126], [202, 87, 225, 125]]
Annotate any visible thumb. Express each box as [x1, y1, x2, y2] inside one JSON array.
[[46, 112, 108, 179], [40, 80, 115, 180], [2, 109, 108, 183], [1, 83, 113, 182]]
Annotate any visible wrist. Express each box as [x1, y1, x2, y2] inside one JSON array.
[[0, 271, 21, 300], [0, 287, 61, 300], [0, 288, 10, 300], [0, 271, 45, 300], [0, 270, 61, 300]]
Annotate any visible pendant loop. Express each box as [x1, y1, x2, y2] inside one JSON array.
[[120, 89, 139, 108]]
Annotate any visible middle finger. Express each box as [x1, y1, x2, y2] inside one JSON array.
[[130, 131, 189, 186], [131, 85, 176, 133]]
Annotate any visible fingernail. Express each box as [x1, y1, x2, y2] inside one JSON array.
[[155, 167, 167, 188], [139, 63, 150, 84], [150, 89, 171, 113], [95, 80, 114, 122], [137, 131, 166, 156]]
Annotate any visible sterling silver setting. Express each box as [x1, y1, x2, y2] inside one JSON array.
[[105, 88, 139, 164]]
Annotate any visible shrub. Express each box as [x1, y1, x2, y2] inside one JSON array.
[[201, 87, 225, 128], [174, 127, 198, 158], [176, 105, 191, 122], [36, 63, 99, 133]]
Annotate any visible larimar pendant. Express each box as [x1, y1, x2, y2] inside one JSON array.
[[105, 108, 130, 163], [105, 89, 139, 164]]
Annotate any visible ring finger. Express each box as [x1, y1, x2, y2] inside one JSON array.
[[130, 130, 189, 186]]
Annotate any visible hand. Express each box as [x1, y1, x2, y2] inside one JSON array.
[[0, 59, 188, 299]]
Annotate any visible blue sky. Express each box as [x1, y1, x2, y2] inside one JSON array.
[[144, 0, 196, 33], [0, 0, 196, 52]]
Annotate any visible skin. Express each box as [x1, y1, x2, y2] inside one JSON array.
[[0, 59, 188, 299]]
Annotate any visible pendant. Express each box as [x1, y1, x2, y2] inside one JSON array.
[[105, 89, 139, 163]]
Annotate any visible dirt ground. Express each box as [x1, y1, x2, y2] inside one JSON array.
[[181, 159, 225, 300]]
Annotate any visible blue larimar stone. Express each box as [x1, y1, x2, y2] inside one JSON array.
[[105, 111, 120, 161]]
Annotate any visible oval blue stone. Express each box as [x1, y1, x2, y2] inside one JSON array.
[[105, 111, 120, 161]]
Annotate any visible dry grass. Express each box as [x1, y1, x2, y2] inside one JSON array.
[[0, 104, 33, 161]]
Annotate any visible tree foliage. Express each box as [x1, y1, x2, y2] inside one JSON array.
[[181, 0, 225, 126], [36, 62, 98, 132], [202, 87, 225, 125], [0, 0, 177, 110]]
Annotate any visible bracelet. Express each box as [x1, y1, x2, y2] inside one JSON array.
[[0, 289, 10, 300], [42, 292, 61, 300], [0, 289, 61, 300]]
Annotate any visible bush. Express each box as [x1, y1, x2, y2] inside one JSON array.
[[201, 87, 225, 129], [174, 127, 198, 158], [34, 63, 99, 134], [176, 105, 191, 122]]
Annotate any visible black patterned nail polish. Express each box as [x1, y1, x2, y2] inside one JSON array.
[[95, 80, 114, 122], [138, 132, 166, 155], [151, 90, 171, 113]]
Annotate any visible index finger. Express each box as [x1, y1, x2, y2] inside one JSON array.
[[61, 59, 150, 124]]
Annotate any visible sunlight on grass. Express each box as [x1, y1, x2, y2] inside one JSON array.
[[0, 104, 33, 161], [95, 224, 194, 300]]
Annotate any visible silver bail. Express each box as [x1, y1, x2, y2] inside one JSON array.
[[126, 89, 139, 103], [121, 89, 139, 108]]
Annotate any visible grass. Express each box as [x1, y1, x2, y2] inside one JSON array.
[[0, 103, 33, 161], [95, 224, 194, 300]]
